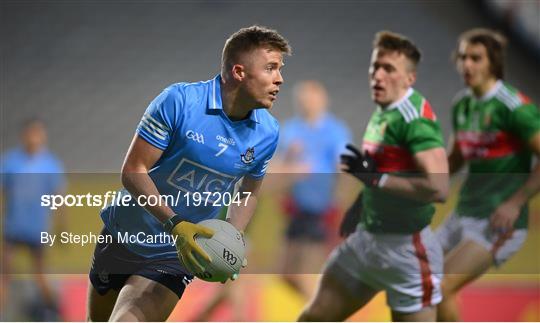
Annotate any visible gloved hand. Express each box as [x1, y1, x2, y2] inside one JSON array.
[[340, 192, 363, 238], [340, 144, 382, 187], [171, 221, 215, 274]]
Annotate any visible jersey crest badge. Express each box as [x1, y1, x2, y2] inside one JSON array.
[[241, 147, 255, 164]]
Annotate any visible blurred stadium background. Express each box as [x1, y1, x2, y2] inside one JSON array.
[[1, 0, 539, 321]]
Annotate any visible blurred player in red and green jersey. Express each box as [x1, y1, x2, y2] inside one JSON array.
[[436, 28, 540, 321], [299, 31, 449, 322]]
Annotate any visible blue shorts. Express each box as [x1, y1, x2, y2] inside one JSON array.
[[89, 227, 193, 298], [286, 212, 326, 242], [4, 235, 43, 251]]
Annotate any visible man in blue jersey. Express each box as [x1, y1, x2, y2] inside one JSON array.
[[86, 25, 291, 321], [1, 118, 65, 320], [277, 80, 351, 298]]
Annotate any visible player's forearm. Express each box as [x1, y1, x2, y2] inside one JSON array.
[[227, 196, 258, 232], [121, 168, 175, 223], [448, 153, 465, 175], [380, 173, 449, 203], [506, 163, 540, 207]]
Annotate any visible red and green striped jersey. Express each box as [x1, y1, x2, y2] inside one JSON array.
[[361, 88, 444, 234], [452, 81, 540, 229]]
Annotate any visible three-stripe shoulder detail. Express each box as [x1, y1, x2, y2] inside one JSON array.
[[140, 113, 170, 140], [496, 86, 523, 111], [397, 99, 420, 123], [452, 88, 471, 105]]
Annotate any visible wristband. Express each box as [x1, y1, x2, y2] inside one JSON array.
[[163, 214, 183, 233]]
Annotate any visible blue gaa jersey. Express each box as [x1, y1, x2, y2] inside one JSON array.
[[1, 147, 65, 244], [101, 75, 279, 259], [279, 113, 350, 214]]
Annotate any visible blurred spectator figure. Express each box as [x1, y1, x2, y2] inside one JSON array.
[[1, 118, 65, 321], [275, 80, 351, 299]]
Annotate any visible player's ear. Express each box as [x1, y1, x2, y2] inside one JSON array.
[[231, 64, 245, 81], [406, 70, 416, 87]]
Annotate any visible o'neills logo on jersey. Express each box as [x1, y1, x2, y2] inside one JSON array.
[[241, 147, 255, 164], [186, 130, 205, 144], [216, 135, 236, 146]]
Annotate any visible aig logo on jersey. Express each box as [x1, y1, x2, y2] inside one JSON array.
[[241, 147, 255, 164], [186, 130, 205, 144], [167, 158, 236, 198]]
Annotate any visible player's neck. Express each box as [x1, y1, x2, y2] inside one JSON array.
[[23, 145, 44, 156], [220, 80, 252, 121], [380, 88, 411, 110], [471, 78, 498, 98]]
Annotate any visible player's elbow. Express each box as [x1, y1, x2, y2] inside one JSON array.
[[120, 171, 130, 189], [424, 173, 449, 203], [431, 189, 448, 203], [428, 183, 448, 203], [420, 189, 447, 203], [120, 164, 131, 185], [120, 163, 144, 188]]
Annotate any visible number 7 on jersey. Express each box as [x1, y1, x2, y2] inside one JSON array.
[[215, 143, 229, 157]]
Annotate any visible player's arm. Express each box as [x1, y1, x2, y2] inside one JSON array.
[[378, 109, 449, 202], [223, 176, 262, 278], [124, 85, 181, 222], [121, 134, 175, 222], [490, 101, 540, 231], [49, 166, 68, 237], [507, 132, 540, 204], [491, 132, 540, 231], [378, 147, 449, 202], [232, 131, 278, 227], [122, 134, 214, 272], [226, 176, 263, 232], [51, 188, 68, 237], [341, 144, 449, 203], [447, 134, 465, 175]]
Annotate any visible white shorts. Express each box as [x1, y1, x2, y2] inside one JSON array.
[[436, 213, 527, 266], [325, 225, 443, 313]]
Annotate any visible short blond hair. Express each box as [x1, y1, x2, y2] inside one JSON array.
[[221, 25, 291, 72]]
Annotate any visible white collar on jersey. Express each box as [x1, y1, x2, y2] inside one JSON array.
[[472, 79, 503, 102], [208, 75, 260, 124], [384, 87, 414, 110]]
